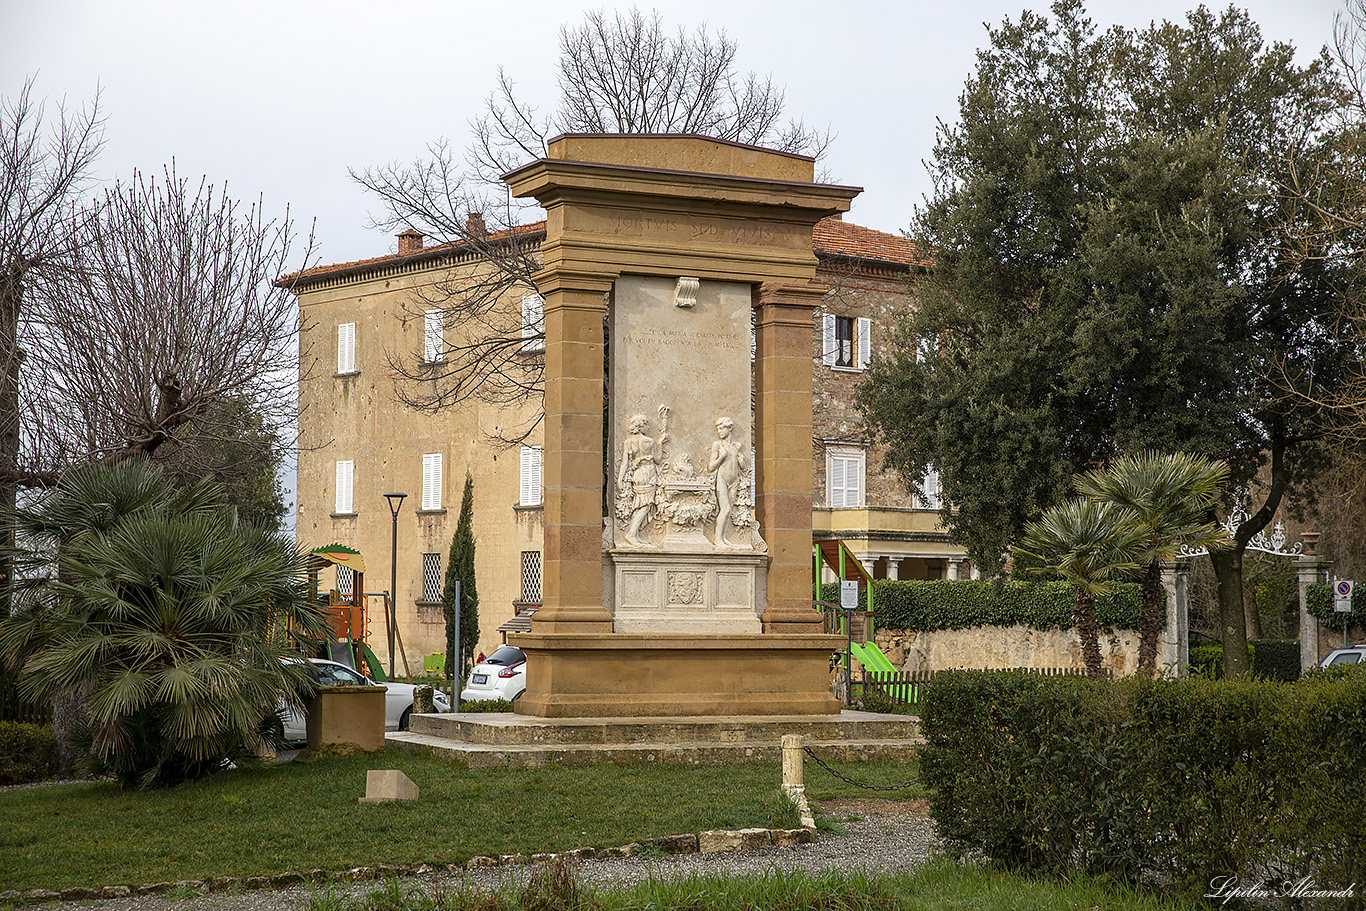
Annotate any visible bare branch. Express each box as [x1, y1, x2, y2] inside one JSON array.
[[26, 163, 315, 469]]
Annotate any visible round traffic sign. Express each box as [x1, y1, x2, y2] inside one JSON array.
[[1336, 580, 1354, 597]]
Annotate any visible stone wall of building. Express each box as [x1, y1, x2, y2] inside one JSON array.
[[871, 626, 1141, 678], [810, 266, 920, 510]]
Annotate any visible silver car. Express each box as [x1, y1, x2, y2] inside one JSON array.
[[279, 658, 450, 740]]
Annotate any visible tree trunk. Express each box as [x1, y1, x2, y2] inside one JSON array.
[[0, 272, 21, 613], [1139, 559, 1162, 673], [50, 688, 90, 779], [1210, 547, 1251, 678], [1074, 589, 1104, 678], [1244, 583, 1263, 640]]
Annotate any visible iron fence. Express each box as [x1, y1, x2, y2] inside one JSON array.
[[862, 666, 1106, 706]]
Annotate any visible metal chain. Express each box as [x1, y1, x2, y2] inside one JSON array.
[[802, 746, 919, 792]]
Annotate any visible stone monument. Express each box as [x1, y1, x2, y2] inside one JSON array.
[[505, 134, 856, 717]]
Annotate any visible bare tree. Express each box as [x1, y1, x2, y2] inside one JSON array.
[[0, 78, 105, 501], [351, 7, 831, 444], [25, 164, 313, 473], [1266, 0, 1366, 436]]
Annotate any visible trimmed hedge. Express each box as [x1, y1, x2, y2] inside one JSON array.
[[920, 670, 1366, 894], [1307, 582, 1365, 626], [0, 721, 54, 785], [821, 580, 1150, 632], [1189, 640, 1299, 681]]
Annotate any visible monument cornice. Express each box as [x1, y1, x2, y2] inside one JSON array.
[[505, 158, 860, 215]]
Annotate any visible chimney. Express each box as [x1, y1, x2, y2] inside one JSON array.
[[465, 212, 488, 238], [397, 229, 425, 255]]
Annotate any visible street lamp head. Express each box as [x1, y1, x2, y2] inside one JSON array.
[[384, 492, 408, 517]]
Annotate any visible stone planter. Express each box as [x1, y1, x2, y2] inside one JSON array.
[[306, 685, 386, 751]]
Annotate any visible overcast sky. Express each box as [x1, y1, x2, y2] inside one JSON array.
[[5, 0, 1346, 270], [4, 0, 1345, 524]]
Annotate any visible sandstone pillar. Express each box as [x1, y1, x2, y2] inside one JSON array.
[[535, 279, 614, 632], [754, 281, 826, 634], [1297, 532, 1329, 673], [1159, 560, 1189, 676]]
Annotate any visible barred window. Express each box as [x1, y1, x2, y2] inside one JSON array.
[[336, 566, 353, 597], [521, 551, 542, 604], [422, 553, 442, 602]]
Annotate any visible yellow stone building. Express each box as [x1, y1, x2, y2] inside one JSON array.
[[288, 216, 968, 671]]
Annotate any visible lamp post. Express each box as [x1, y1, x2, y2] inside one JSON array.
[[384, 492, 407, 680]]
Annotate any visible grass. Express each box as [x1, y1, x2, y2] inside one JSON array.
[[0, 752, 801, 893], [297, 859, 1208, 911]]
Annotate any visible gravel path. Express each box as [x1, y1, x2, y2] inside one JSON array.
[[65, 800, 940, 911]]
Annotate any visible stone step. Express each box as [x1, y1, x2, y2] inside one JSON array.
[[407, 710, 921, 747], [385, 730, 921, 770]]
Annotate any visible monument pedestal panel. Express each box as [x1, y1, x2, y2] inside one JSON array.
[[607, 550, 766, 635], [510, 633, 844, 718]]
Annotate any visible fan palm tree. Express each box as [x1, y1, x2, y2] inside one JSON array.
[[0, 459, 330, 787], [1014, 498, 1146, 678], [1076, 451, 1230, 674]]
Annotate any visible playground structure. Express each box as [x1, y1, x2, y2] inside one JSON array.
[[306, 544, 411, 683]]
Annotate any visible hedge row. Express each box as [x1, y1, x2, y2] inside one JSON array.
[[1189, 639, 1301, 681], [0, 721, 54, 785], [920, 670, 1366, 894], [820, 579, 1151, 632], [1306, 581, 1365, 626]]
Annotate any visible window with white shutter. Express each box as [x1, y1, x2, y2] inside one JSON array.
[[916, 464, 942, 510], [522, 294, 544, 352], [822, 313, 837, 366], [423, 310, 443, 363], [337, 323, 356, 374], [823, 314, 872, 371], [421, 453, 442, 510], [826, 448, 864, 508], [335, 460, 354, 514], [519, 446, 542, 506]]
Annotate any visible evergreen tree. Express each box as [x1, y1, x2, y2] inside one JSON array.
[[441, 474, 478, 683], [860, 0, 1358, 676]]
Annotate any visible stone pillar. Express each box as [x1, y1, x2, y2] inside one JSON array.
[[887, 558, 900, 581], [754, 281, 826, 633], [947, 560, 959, 581], [1159, 560, 1189, 676], [1297, 532, 1329, 673], [533, 279, 614, 633]]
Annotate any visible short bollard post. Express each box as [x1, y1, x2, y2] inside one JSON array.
[[782, 734, 805, 789], [413, 685, 434, 715]]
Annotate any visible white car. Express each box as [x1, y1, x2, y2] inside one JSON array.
[[279, 658, 450, 741], [461, 646, 527, 703], [1319, 645, 1366, 668]]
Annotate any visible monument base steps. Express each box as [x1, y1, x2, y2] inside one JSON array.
[[386, 711, 921, 769]]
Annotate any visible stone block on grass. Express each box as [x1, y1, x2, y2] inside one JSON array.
[[360, 769, 418, 803]]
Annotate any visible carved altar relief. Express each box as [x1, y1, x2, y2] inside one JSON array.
[[610, 405, 765, 553]]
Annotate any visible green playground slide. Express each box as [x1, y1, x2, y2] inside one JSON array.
[[361, 642, 387, 682], [851, 641, 897, 674]]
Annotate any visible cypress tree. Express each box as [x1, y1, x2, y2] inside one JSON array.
[[441, 473, 478, 683]]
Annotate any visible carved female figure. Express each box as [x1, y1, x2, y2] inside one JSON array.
[[708, 416, 746, 548], [617, 413, 667, 545]]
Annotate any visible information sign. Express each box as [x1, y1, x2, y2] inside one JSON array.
[[840, 580, 860, 610]]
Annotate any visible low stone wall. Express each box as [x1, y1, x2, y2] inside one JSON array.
[[873, 625, 1141, 678]]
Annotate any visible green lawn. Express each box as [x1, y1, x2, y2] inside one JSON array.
[[1, 751, 878, 893], [300, 860, 1206, 911]]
